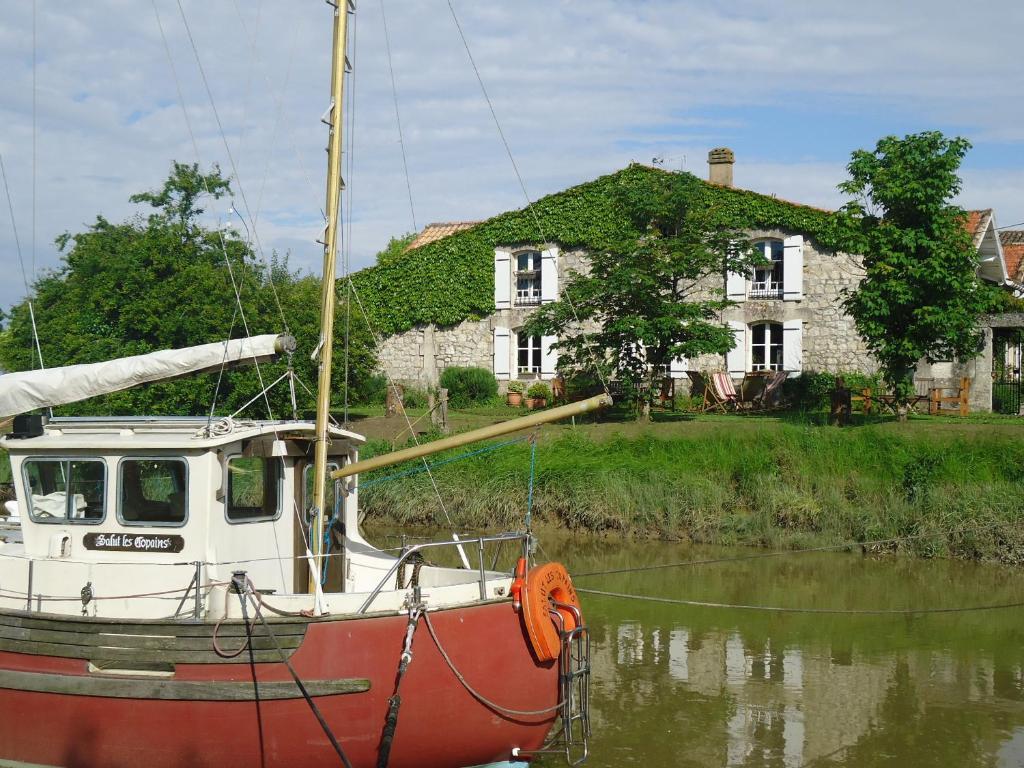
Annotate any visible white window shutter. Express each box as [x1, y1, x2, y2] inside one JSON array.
[[783, 235, 804, 301], [783, 320, 803, 373], [541, 335, 558, 379], [494, 249, 511, 309], [726, 270, 746, 302], [726, 321, 746, 376], [541, 247, 559, 303], [669, 356, 688, 376], [493, 327, 511, 380]]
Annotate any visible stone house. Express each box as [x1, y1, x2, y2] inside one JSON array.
[[367, 152, 1022, 411]]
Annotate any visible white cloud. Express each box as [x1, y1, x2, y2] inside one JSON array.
[[0, 0, 1021, 316]]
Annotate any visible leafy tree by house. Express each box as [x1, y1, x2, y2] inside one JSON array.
[[524, 171, 761, 419], [0, 164, 377, 416], [835, 131, 991, 420]]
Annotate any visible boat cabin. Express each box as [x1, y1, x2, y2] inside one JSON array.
[[0, 417, 367, 616]]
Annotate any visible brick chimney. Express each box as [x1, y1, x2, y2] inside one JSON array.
[[708, 147, 735, 187]]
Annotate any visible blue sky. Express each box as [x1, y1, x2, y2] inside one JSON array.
[[0, 0, 1022, 317]]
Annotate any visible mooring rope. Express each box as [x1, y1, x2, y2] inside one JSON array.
[[576, 587, 1024, 615], [423, 611, 562, 718]]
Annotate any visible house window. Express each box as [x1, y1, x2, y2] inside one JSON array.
[[515, 251, 542, 306], [750, 322, 783, 371], [226, 456, 283, 523], [119, 458, 188, 526], [749, 240, 784, 299], [24, 458, 106, 523], [518, 333, 542, 374]]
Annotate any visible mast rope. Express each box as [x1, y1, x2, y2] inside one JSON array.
[[172, 0, 291, 338], [444, 0, 613, 394], [150, 0, 281, 428], [378, 0, 417, 233], [0, 153, 46, 376]]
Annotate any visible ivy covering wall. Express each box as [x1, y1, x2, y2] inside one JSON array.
[[350, 163, 837, 337]]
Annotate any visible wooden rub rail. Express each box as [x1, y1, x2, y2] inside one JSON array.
[[0, 668, 369, 701], [0, 610, 309, 664]]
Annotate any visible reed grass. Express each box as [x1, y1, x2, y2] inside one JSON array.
[[359, 422, 1024, 563]]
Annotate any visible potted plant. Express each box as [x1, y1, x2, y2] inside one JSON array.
[[526, 382, 550, 410], [506, 380, 525, 407]]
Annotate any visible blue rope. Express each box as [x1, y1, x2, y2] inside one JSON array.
[[525, 436, 537, 531], [320, 490, 343, 586], [356, 435, 529, 491]]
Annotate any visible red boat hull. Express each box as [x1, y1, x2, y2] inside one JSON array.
[[0, 600, 558, 767]]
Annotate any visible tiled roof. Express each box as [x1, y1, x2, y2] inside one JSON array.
[[1001, 231, 1024, 283], [964, 209, 992, 245], [406, 221, 480, 251]]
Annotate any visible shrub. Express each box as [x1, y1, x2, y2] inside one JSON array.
[[507, 380, 525, 394], [348, 373, 388, 405], [782, 371, 883, 411], [401, 387, 429, 409], [439, 367, 499, 408], [527, 382, 551, 400]]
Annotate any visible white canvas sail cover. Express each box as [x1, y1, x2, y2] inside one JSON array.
[[0, 334, 295, 419]]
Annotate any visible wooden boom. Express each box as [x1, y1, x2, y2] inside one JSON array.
[[332, 393, 613, 481]]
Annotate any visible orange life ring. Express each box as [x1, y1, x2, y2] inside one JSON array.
[[520, 562, 582, 663]]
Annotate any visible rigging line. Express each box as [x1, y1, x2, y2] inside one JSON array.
[[570, 527, 999, 578], [151, 1, 278, 425], [345, 276, 473, 569], [342, 5, 359, 428], [172, 0, 290, 337], [378, 0, 417, 233], [206, 303, 239, 431], [355, 435, 529, 490], [576, 588, 1024, 616], [227, 0, 264, 173], [31, 0, 37, 282], [229, 0, 297, 230], [0, 153, 45, 374], [445, 0, 612, 392]]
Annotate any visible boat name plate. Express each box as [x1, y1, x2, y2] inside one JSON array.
[[82, 533, 185, 553]]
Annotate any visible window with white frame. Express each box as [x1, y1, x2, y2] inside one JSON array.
[[515, 251, 542, 306], [749, 240, 784, 299], [517, 333, 542, 374], [750, 322, 783, 371]]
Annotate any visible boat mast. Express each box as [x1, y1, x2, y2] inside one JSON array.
[[310, 0, 352, 595]]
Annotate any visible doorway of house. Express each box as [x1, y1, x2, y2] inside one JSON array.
[[992, 328, 1023, 414]]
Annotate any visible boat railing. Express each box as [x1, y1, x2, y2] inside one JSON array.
[[358, 531, 529, 614]]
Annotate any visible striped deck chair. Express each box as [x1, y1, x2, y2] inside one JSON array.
[[705, 371, 742, 412]]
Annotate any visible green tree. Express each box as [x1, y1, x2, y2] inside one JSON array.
[[524, 171, 760, 419], [0, 164, 377, 417], [836, 132, 990, 420]]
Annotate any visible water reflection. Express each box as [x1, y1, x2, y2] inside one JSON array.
[[536, 535, 1024, 767]]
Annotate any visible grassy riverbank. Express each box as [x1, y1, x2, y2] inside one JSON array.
[[359, 415, 1024, 563]]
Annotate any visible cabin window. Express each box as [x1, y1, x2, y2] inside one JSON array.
[[23, 458, 106, 524], [119, 458, 188, 526], [226, 456, 282, 522]]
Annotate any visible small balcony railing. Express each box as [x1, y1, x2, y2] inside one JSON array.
[[747, 283, 783, 300]]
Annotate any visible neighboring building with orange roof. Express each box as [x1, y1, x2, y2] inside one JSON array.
[[405, 221, 479, 251], [1000, 231, 1024, 288], [373, 152, 1022, 412]]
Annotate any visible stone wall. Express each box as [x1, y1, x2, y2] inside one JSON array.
[[375, 240, 1014, 411]]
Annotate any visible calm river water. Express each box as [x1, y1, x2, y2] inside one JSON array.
[[527, 535, 1024, 768]]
